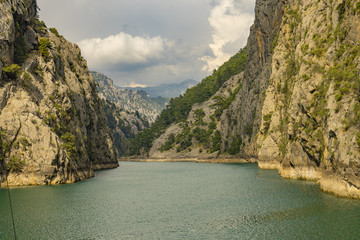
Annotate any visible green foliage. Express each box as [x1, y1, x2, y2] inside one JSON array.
[[208, 121, 217, 130], [159, 133, 175, 152], [39, 37, 51, 58], [211, 85, 242, 120], [0, 129, 6, 162], [227, 135, 242, 155], [19, 137, 31, 151], [14, 19, 29, 64], [356, 133, 360, 149], [49, 27, 61, 38], [3, 64, 22, 79], [129, 47, 247, 155], [192, 127, 209, 144], [22, 72, 32, 90], [7, 154, 25, 172], [263, 112, 273, 135], [210, 130, 221, 153], [278, 137, 288, 157], [310, 81, 329, 119], [193, 109, 206, 126], [33, 18, 47, 34], [60, 132, 77, 159], [336, 1, 346, 21], [301, 44, 309, 54], [356, 3, 360, 13]]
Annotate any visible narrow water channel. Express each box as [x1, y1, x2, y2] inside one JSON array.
[[0, 162, 359, 239]]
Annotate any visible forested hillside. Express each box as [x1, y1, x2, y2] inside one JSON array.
[[129, 48, 247, 155]]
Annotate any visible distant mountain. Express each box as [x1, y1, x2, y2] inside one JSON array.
[[120, 79, 198, 98], [91, 71, 168, 123]]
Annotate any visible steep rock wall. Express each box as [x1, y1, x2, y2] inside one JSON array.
[[220, 0, 284, 157], [257, 0, 360, 198], [0, 0, 118, 186]]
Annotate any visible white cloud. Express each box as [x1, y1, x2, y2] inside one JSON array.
[[126, 82, 148, 88], [78, 32, 171, 71], [200, 0, 254, 72]]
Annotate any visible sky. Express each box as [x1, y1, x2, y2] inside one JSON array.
[[37, 0, 256, 87]]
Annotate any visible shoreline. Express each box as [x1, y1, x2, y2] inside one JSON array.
[[119, 157, 257, 164], [120, 157, 360, 199]]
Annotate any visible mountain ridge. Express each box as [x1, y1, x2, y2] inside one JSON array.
[[91, 71, 168, 123], [119, 79, 198, 98]]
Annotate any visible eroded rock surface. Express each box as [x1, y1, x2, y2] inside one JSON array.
[[0, 0, 118, 186]]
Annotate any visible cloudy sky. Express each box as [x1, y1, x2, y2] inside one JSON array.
[[37, 0, 256, 87]]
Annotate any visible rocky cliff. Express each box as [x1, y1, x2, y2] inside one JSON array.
[[257, 0, 360, 198], [102, 99, 148, 157], [0, 0, 118, 186], [92, 71, 167, 123], [147, 0, 360, 198]]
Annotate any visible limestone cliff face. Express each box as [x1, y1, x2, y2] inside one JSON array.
[[257, 0, 360, 198], [0, 0, 118, 186]]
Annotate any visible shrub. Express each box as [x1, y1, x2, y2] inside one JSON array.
[[61, 132, 77, 159], [39, 38, 51, 58], [159, 133, 175, 152], [49, 27, 61, 38], [3, 64, 22, 79], [33, 18, 47, 34], [228, 135, 242, 155], [210, 130, 221, 153], [263, 112, 273, 134], [7, 154, 25, 172]]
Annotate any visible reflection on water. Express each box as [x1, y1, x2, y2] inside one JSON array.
[[0, 162, 359, 240]]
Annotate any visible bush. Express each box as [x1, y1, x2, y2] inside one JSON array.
[[7, 154, 25, 172], [39, 38, 51, 58], [3, 64, 22, 79], [61, 132, 77, 159], [33, 18, 47, 34], [228, 135, 242, 155], [159, 133, 175, 152], [49, 27, 61, 38], [210, 130, 221, 153]]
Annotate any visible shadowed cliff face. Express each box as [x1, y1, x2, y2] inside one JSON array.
[[0, 0, 118, 186], [220, 0, 284, 156]]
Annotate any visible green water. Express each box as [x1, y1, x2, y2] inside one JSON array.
[[0, 162, 359, 240]]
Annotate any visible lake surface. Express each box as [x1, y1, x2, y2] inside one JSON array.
[[0, 162, 360, 240]]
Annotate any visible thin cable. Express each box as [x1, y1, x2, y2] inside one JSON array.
[[5, 174, 17, 240], [1, 159, 17, 240]]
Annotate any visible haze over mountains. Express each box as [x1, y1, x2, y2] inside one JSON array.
[[119, 79, 198, 98]]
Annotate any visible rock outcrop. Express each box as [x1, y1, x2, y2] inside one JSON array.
[[0, 0, 118, 186]]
